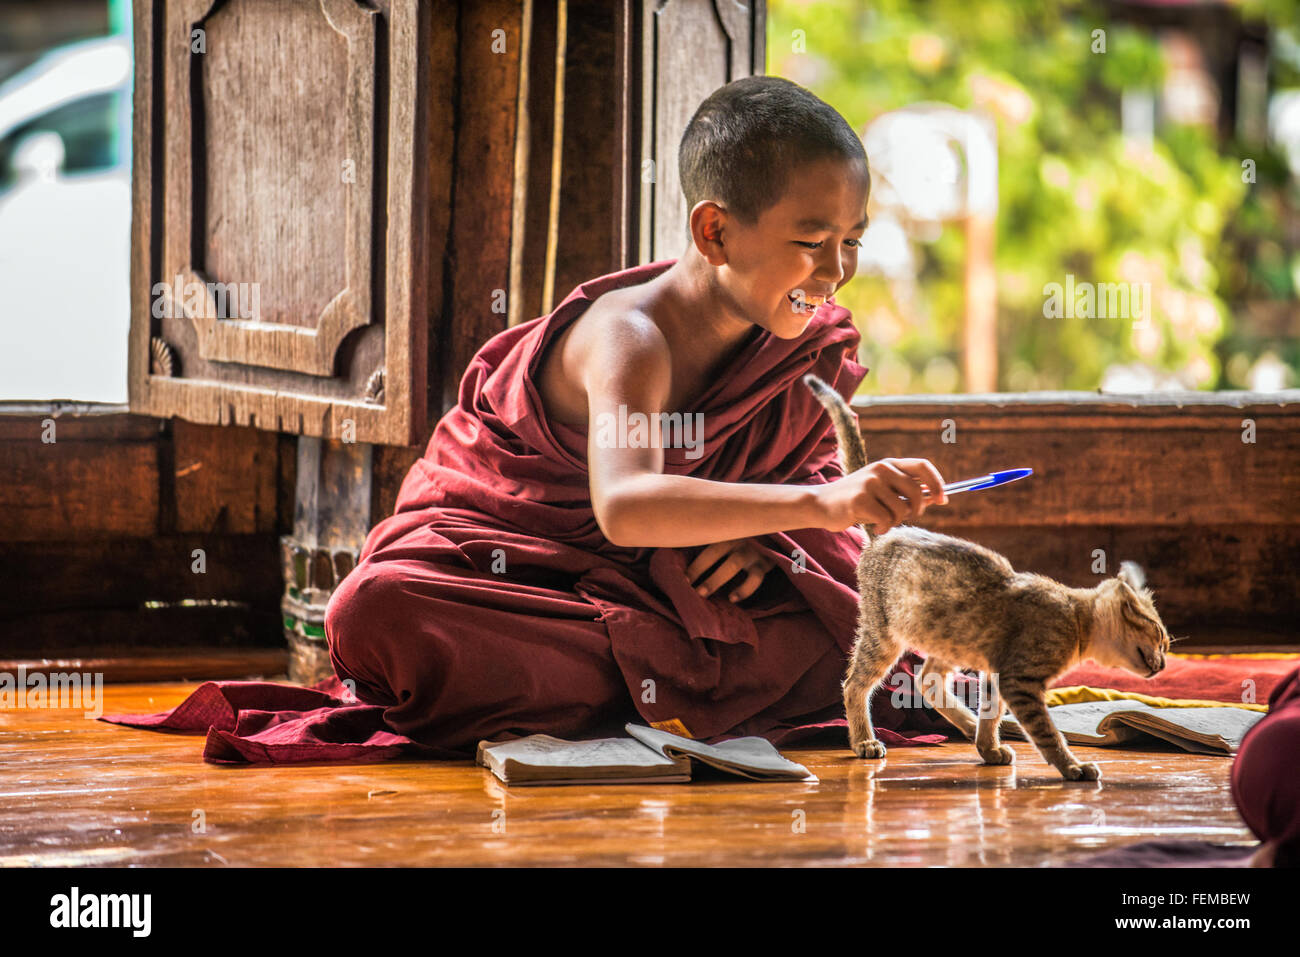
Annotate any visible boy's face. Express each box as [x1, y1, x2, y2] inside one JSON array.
[[711, 155, 870, 339]]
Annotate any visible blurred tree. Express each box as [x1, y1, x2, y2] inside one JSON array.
[[768, 0, 1298, 393]]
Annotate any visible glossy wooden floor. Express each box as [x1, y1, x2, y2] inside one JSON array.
[[0, 682, 1256, 867]]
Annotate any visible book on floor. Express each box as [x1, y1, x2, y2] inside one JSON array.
[[475, 722, 818, 785], [998, 700, 1265, 754]]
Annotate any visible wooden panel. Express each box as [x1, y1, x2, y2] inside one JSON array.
[[551, 0, 621, 305], [639, 0, 764, 263], [130, 0, 438, 446], [0, 648, 288, 684], [0, 534, 281, 616], [371, 443, 421, 524], [164, 0, 373, 370], [0, 413, 283, 541], [0, 410, 156, 442], [507, 0, 559, 327], [507, 0, 627, 326], [0, 409, 285, 656], [0, 422, 158, 542], [0, 605, 280, 656], [612, 0, 639, 270], [506, 0, 763, 333], [855, 396, 1300, 527], [850, 395, 1300, 645], [173, 420, 279, 534], [439, 0, 524, 414], [277, 431, 298, 536], [420, 0, 457, 428]]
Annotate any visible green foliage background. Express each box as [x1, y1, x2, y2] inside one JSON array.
[[767, 0, 1300, 393]]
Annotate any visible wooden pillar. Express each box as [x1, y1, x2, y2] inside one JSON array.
[[280, 436, 372, 685]]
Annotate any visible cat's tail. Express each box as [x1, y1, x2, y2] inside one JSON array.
[[803, 374, 867, 474], [803, 374, 875, 544]]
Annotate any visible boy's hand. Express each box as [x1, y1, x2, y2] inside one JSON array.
[[686, 538, 774, 603], [815, 458, 947, 534]]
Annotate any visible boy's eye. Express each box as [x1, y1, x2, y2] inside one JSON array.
[[796, 239, 861, 249]]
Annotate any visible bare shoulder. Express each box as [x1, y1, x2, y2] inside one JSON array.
[[536, 288, 672, 428], [575, 288, 670, 355]]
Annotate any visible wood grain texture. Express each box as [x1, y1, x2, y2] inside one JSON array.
[[0, 410, 284, 654], [0, 534, 280, 617], [178, 0, 372, 372], [0, 605, 280, 656], [173, 420, 278, 534], [130, 0, 434, 447], [0, 649, 288, 684], [418, 1, 457, 429], [612, 0, 638, 270], [371, 442, 422, 524], [508, 0, 558, 327], [440, 0, 524, 415], [855, 398, 1300, 527], [0, 414, 279, 541], [639, 0, 764, 264], [0, 427, 158, 541], [0, 411, 155, 442], [0, 681, 1255, 867], [551, 0, 620, 306], [505, 0, 764, 351]]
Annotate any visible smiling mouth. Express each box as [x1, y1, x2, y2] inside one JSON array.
[[787, 292, 828, 310]]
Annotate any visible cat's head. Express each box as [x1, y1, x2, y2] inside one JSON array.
[[1090, 561, 1174, 678]]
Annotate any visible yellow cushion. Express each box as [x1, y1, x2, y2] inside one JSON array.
[[1044, 685, 1268, 712], [1171, 652, 1298, 660]]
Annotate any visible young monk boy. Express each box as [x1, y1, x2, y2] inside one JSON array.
[[324, 75, 950, 754]]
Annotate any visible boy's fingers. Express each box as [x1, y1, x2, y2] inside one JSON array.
[[867, 484, 907, 526], [878, 462, 927, 518], [687, 542, 730, 583], [728, 566, 766, 603], [696, 556, 748, 596], [899, 459, 948, 504]]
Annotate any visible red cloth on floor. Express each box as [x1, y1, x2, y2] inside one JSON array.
[[98, 678, 464, 764], [1052, 654, 1297, 704], [1231, 665, 1300, 865], [101, 258, 954, 764]]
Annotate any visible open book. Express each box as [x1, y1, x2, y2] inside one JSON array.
[[476, 722, 818, 786], [999, 700, 1265, 754]]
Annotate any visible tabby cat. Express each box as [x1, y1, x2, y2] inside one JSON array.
[[804, 374, 1174, 781]]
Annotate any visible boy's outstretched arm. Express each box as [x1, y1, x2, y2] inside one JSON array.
[[585, 315, 946, 549]]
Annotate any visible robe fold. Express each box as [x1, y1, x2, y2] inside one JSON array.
[[101, 258, 955, 764], [1230, 664, 1300, 864]]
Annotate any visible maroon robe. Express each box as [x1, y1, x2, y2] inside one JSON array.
[[1231, 665, 1300, 865], [102, 258, 953, 763]]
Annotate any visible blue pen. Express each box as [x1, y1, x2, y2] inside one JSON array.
[[941, 467, 1033, 496]]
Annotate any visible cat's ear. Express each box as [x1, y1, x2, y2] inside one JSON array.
[[1117, 561, 1147, 592]]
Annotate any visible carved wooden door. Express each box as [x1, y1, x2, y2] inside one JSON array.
[[127, 0, 442, 447], [633, 0, 766, 264]]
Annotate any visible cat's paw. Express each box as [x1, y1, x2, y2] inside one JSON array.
[[1062, 761, 1102, 781], [979, 745, 1015, 766], [852, 739, 887, 759]]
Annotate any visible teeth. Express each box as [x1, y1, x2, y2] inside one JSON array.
[[789, 293, 826, 307]]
